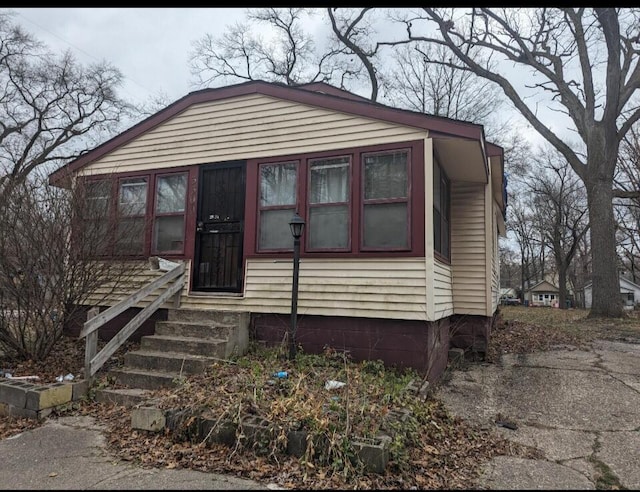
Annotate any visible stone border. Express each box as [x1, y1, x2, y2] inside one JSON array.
[[0, 379, 90, 419], [131, 404, 413, 473]]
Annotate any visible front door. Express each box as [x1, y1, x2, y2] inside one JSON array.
[[193, 161, 246, 292]]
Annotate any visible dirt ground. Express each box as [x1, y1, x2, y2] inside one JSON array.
[[1, 306, 638, 489]]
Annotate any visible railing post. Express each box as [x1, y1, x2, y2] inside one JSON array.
[[85, 306, 100, 383]]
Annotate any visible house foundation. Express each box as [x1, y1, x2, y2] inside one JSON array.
[[448, 314, 494, 358], [251, 314, 450, 382]]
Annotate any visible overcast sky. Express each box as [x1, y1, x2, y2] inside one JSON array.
[[8, 7, 562, 150], [9, 8, 261, 105]]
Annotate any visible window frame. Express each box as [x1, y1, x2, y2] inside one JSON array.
[[306, 155, 352, 253], [115, 175, 149, 257], [433, 158, 451, 262], [151, 171, 189, 256], [248, 140, 424, 258], [80, 178, 115, 257], [257, 160, 300, 253], [360, 148, 412, 252], [77, 167, 193, 260]]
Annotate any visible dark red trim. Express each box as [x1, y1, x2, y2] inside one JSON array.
[[360, 148, 412, 252], [49, 80, 487, 186], [77, 164, 196, 261], [306, 155, 352, 253], [245, 140, 425, 259]]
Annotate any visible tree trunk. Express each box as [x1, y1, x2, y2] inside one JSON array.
[[557, 262, 567, 310], [586, 176, 622, 317]]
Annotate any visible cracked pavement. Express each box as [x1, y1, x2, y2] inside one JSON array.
[[436, 339, 640, 490], [0, 415, 269, 490]]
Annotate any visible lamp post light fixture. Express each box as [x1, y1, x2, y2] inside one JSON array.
[[288, 212, 305, 359]]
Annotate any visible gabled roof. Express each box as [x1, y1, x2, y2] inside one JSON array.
[[525, 280, 560, 293], [584, 277, 640, 292], [48, 79, 497, 186]]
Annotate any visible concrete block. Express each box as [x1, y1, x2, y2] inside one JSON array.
[[131, 406, 166, 432], [199, 416, 237, 447], [25, 382, 72, 411], [240, 415, 274, 455], [286, 430, 309, 457], [0, 380, 30, 408], [351, 435, 391, 473], [70, 380, 90, 401]]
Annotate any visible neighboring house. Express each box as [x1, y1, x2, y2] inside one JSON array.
[[525, 280, 560, 307], [48, 80, 506, 381], [584, 277, 640, 310]]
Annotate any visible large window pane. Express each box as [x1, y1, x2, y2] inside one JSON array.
[[115, 217, 145, 254], [364, 151, 408, 200], [156, 174, 186, 214], [153, 216, 185, 252], [433, 160, 441, 211], [363, 203, 408, 248], [260, 163, 297, 206], [309, 205, 348, 249], [85, 180, 111, 218], [310, 158, 349, 204], [119, 178, 147, 216], [260, 208, 295, 249]]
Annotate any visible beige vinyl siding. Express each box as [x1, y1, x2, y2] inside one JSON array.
[[433, 260, 453, 319], [450, 182, 487, 315], [491, 201, 500, 313], [87, 258, 429, 321], [79, 94, 428, 176]]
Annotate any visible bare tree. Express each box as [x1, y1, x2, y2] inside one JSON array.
[[387, 8, 640, 317], [189, 8, 353, 89], [0, 11, 131, 198], [0, 172, 144, 361], [527, 148, 590, 308]]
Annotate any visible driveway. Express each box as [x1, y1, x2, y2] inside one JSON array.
[[436, 339, 640, 489]]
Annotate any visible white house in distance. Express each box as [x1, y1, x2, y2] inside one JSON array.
[[525, 280, 560, 307], [584, 277, 640, 310]]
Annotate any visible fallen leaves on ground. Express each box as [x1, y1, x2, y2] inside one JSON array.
[[2, 307, 637, 489]]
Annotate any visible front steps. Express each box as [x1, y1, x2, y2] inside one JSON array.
[[96, 309, 249, 405]]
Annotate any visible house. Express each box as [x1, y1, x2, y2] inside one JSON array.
[[48, 80, 506, 381], [525, 280, 560, 307], [584, 277, 640, 310]]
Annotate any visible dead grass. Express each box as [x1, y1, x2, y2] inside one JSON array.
[[4, 306, 637, 489]]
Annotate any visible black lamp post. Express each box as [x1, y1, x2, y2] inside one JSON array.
[[288, 212, 305, 359]]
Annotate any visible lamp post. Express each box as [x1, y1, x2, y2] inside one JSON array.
[[288, 212, 305, 359]]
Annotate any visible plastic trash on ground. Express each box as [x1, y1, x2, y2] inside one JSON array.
[[324, 380, 346, 390], [272, 371, 288, 379]]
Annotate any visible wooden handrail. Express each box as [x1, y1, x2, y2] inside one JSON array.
[[80, 262, 186, 380]]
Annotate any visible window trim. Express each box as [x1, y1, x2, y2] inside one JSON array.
[[115, 176, 149, 256], [77, 166, 193, 260], [360, 148, 412, 252], [306, 155, 352, 253], [433, 158, 451, 261], [151, 171, 189, 256], [245, 139, 425, 259], [257, 160, 300, 253]]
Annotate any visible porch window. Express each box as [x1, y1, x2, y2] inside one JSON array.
[[259, 161, 298, 250], [115, 177, 147, 255], [433, 159, 450, 259], [82, 179, 112, 256], [152, 173, 187, 254], [362, 150, 410, 250], [308, 157, 350, 250]]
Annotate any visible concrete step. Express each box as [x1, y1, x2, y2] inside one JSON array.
[[167, 308, 248, 326], [140, 335, 227, 357], [124, 350, 218, 375], [95, 388, 155, 407], [154, 320, 233, 340], [110, 368, 183, 390]]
